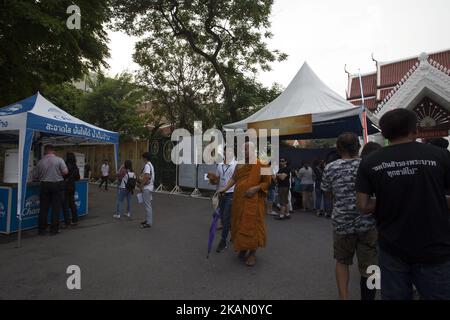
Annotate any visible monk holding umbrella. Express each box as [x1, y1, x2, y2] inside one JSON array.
[[219, 142, 271, 267]]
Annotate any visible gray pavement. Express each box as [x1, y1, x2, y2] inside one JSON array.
[[0, 186, 364, 300]]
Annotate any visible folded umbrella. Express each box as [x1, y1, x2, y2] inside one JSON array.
[[207, 207, 221, 259]]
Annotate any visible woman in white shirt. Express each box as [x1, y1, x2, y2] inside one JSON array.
[[298, 161, 316, 211], [113, 160, 136, 219]]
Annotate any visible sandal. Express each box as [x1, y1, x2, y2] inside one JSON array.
[[238, 251, 248, 261], [245, 255, 256, 267]]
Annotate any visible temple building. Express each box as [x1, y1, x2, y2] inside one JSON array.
[[346, 49, 450, 139]]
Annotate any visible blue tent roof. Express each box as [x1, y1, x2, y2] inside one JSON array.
[[0, 92, 119, 144]]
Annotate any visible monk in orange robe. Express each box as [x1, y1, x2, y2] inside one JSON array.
[[219, 142, 271, 267]]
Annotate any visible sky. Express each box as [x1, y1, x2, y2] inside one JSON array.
[[106, 0, 450, 97]]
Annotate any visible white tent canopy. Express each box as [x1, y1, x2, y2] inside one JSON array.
[[225, 62, 374, 139]]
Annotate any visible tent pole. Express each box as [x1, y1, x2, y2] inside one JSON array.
[[17, 218, 22, 248], [358, 69, 369, 145]]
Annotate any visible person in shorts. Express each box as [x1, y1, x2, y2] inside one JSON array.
[[275, 158, 291, 220], [322, 133, 378, 300], [357, 109, 450, 300], [298, 161, 315, 211]]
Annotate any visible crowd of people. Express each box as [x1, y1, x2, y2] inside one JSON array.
[[269, 158, 332, 219], [33, 145, 80, 235], [32, 108, 450, 300], [34, 149, 156, 235], [208, 108, 450, 301]]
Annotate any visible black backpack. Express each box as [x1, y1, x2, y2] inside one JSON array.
[[125, 172, 137, 193]]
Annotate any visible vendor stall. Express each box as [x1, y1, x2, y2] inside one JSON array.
[[0, 93, 119, 239]]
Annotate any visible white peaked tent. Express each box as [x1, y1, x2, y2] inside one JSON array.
[[0, 93, 119, 245], [224, 62, 377, 139]]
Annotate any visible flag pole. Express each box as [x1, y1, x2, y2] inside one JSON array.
[[358, 69, 369, 145]]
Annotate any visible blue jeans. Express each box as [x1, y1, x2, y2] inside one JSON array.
[[117, 188, 131, 216], [267, 187, 276, 202], [219, 193, 233, 242], [379, 248, 450, 300]]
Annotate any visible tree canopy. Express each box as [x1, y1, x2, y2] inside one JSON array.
[[134, 35, 283, 131], [77, 73, 149, 140], [41, 82, 84, 116], [134, 37, 221, 132], [111, 0, 287, 122], [0, 0, 111, 106]]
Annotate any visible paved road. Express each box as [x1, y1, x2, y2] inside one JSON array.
[[0, 186, 364, 300]]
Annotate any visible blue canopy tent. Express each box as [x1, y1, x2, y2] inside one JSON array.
[[0, 92, 119, 246]]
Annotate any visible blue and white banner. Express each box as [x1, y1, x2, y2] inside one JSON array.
[[27, 113, 118, 144], [6, 181, 89, 234]]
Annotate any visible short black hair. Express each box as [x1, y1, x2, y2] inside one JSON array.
[[428, 138, 449, 150], [142, 152, 151, 161], [65, 152, 76, 165], [44, 144, 54, 153], [379, 109, 417, 141], [124, 160, 133, 171], [360, 142, 382, 159], [336, 133, 360, 157]]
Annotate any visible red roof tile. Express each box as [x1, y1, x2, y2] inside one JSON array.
[[379, 50, 450, 88], [430, 51, 450, 69], [350, 97, 377, 111], [348, 73, 377, 99], [379, 88, 394, 101]]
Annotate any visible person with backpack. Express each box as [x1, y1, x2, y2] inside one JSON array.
[[114, 160, 136, 219], [62, 152, 81, 227], [138, 152, 155, 229]]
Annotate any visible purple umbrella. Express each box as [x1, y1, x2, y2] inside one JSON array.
[[207, 207, 221, 258]]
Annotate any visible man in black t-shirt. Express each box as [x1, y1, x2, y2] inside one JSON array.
[[275, 158, 291, 220], [356, 109, 450, 300]]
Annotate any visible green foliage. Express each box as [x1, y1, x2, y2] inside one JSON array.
[[111, 0, 286, 122], [134, 35, 283, 131], [233, 74, 283, 120], [0, 0, 111, 106], [134, 38, 221, 132], [77, 73, 149, 140], [41, 82, 84, 115]]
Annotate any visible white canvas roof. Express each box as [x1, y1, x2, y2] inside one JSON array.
[[224, 62, 362, 131]]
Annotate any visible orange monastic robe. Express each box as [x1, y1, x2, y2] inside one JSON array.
[[231, 162, 271, 252]]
